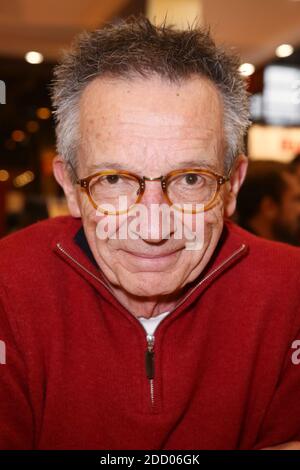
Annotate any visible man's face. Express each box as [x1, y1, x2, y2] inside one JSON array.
[[70, 76, 233, 298], [274, 172, 300, 245]]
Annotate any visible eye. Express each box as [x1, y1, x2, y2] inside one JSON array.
[[105, 174, 120, 184], [183, 173, 203, 185]]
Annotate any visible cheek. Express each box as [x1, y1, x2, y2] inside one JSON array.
[[80, 191, 117, 235], [202, 201, 225, 241], [182, 206, 223, 261], [177, 218, 223, 286], [80, 202, 98, 234], [176, 200, 223, 238], [80, 198, 110, 251]]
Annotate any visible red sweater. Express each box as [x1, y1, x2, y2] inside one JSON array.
[[0, 215, 300, 450]]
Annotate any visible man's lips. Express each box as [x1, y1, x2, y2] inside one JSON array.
[[122, 248, 182, 259]]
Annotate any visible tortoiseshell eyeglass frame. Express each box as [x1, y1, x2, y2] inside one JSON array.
[[69, 162, 231, 215]]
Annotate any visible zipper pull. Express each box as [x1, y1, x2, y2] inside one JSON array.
[[145, 334, 155, 379]]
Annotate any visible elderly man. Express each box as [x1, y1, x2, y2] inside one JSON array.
[[0, 16, 300, 451]]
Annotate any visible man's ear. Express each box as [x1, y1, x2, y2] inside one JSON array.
[[224, 154, 248, 218], [52, 156, 81, 218]]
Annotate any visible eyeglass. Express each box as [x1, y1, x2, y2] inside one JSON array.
[[69, 163, 231, 215]]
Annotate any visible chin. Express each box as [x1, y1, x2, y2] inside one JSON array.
[[117, 271, 181, 298]]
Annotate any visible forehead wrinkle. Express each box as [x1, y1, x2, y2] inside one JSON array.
[[81, 104, 222, 140], [80, 132, 221, 171], [83, 123, 218, 143], [82, 137, 220, 165], [116, 109, 187, 126]]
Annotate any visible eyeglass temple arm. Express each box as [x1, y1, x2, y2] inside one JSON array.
[[67, 161, 80, 184], [225, 165, 234, 181]]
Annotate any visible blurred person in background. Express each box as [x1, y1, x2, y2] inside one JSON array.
[[1, 17, 300, 451], [236, 160, 300, 246]]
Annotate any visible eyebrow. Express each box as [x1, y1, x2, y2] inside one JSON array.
[[87, 162, 131, 172], [171, 160, 219, 171], [86, 159, 220, 174]]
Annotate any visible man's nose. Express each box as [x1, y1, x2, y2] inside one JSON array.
[[136, 181, 175, 241], [140, 180, 166, 204]]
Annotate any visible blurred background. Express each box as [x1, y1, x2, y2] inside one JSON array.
[[1, 0, 300, 244]]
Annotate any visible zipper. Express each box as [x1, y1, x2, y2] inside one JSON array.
[[145, 334, 155, 406], [56, 243, 115, 295], [56, 241, 246, 409]]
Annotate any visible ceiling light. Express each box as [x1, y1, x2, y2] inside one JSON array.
[[13, 171, 35, 188], [11, 130, 26, 142], [36, 107, 51, 119], [25, 51, 44, 64], [238, 63, 255, 77], [275, 44, 294, 58], [0, 170, 9, 182]]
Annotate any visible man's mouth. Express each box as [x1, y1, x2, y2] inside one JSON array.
[[122, 248, 182, 260]]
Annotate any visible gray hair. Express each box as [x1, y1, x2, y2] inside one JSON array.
[[51, 15, 251, 179]]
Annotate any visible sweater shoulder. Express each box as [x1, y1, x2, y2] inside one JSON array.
[[0, 216, 80, 274], [226, 220, 300, 275]]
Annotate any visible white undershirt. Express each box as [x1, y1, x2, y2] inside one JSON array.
[[138, 311, 170, 337]]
